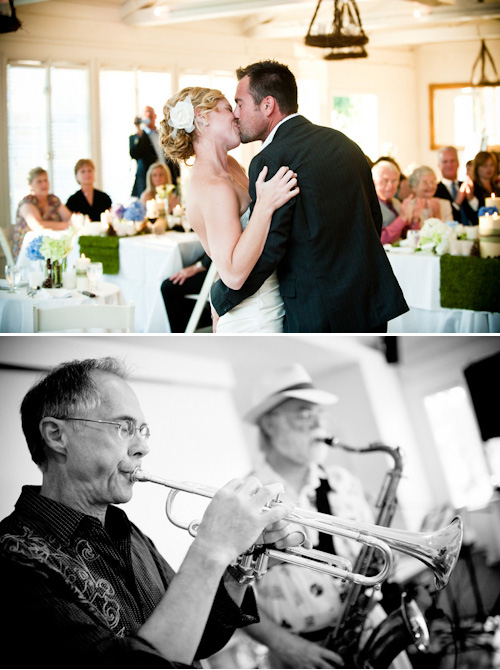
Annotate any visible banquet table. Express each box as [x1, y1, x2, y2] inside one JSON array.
[[16, 231, 205, 333], [386, 250, 500, 333], [0, 280, 124, 333]]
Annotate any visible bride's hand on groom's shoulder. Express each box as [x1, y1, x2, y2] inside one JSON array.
[[256, 165, 299, 211]]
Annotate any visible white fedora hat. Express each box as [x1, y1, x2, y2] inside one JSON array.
[[244, 363, 338, 425]]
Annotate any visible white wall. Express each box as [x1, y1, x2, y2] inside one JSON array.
[[417, 40, 500, 176], [0, 335, 249, 569]]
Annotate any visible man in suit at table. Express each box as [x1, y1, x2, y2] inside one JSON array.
[[435, 146, 478, 225], [210, 60, 408, 333], [129, 106, 180, 197]]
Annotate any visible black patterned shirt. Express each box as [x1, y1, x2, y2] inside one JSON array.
[[0, 486, 258, 668]]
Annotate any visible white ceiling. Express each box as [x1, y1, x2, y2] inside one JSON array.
[[10, 0, 500, 50]]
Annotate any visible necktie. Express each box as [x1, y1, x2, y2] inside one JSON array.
[[385, 200, 398, 217], [315, 478, 336, 553], [451, 181, 458, 199]]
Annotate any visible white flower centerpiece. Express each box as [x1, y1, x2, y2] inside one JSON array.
[[26, 227, 77, 287], [418, 218, 457, 256]]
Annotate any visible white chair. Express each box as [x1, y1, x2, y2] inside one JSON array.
[[184, 262, 218, 333], [33, 302, 135, 333], [0, 228, 15, 267]]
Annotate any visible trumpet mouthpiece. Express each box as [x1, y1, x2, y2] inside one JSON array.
[[130, 467, 147, 482]]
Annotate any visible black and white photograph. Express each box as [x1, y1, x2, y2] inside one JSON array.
[[1, 334, 499, 668]]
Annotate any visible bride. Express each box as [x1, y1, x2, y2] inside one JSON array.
[[159, 87, 299, 333]]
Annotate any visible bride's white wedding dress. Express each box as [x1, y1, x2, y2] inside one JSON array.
[[214, 208, 285, 333]]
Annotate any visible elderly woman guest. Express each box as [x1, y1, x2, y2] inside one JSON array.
[[13, 167, 71, 261], [472, 151, 500, 209], [140, 161, 179, 213], [371, 159, 413, 245], [66, 158, 112, 221], [406, 165, 453, 228]]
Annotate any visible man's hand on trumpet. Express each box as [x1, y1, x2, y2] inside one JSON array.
[[194, 476, 303, 568]]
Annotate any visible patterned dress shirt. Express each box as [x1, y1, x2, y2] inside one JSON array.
[[0, 486, 258, 668]]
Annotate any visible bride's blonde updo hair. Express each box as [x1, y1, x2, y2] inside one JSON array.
[[159, 87, 226, 164]]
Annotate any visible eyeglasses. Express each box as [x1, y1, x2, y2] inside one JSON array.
[[62, 417, 150, 442], [272, 407, 328, 430]]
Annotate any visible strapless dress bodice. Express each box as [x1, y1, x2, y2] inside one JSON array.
[[215, 208, 284, 333]]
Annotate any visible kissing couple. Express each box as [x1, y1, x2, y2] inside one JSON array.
[[159, 60, 408, 333]]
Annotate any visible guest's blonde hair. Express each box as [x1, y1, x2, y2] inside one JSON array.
[[28, 167, 47, 184], [145, 161, 172, 194], [159, 87, 226, 163]]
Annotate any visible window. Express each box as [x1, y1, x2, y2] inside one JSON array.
[[424, 385, 492, 508], [297, 78, 321, 125], [7, 62, 90, 222], [99, 69, 173, 206], [331, 93, 378, 158]]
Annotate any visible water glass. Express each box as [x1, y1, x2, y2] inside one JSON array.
[[5, 264, 23, 293], [87, 262, 103, 292]]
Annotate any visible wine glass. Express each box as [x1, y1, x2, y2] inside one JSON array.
[[5, 264, 22, 293], [87, 262, 103, 292]]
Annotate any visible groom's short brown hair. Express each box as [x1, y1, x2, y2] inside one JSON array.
[[236, 60, 298, 116]]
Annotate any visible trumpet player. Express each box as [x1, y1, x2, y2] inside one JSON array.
[[241, 364, 409, 669], [0, 357, 303, 669]]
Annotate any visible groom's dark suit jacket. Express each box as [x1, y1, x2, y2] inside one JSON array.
[[211, 116, 408, 332]]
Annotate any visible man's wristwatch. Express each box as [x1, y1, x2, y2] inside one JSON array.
[[194, 260, 204, 271], [226, 563, 255, 585]]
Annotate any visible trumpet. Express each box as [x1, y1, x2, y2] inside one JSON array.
[[130, 467, 463, 590]]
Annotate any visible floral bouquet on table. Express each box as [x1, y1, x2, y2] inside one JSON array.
[[418, 218, 456, 256], [26, 228, 77, 287], [112, 198, 148, 235], [156, 184, 175, 200]]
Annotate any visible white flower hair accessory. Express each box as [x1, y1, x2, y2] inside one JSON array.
[[168, 98, 195, 137]]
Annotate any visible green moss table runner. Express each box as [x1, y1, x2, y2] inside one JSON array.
[[440, 255, 500, 313], [78, 236, 119, 274]]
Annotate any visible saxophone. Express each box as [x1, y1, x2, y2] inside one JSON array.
[[322, 440, 430, 668]]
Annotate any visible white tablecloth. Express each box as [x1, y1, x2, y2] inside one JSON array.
[[108, 233, 204, 333], [16, 231, 205, 333], [0, 280, 124, 333], [387, 250, 500, 333]]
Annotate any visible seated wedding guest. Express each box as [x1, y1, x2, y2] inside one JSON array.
[[161, 253, 212, 332], [373, 156, 411, 201], [0, 356, 301, 669], [140, 161, 179, 214], [371, 160, 413, 245], [472, 150, 500, 208], [407, 165, 453, 228], [434, 146, 478, 225], [66, 158, 112, 221], [12, 167, 71, 262]]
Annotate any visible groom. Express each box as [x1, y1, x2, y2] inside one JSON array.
[[210, 60, 408, 333]]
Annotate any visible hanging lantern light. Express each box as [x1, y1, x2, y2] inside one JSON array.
[[305, 0, 369, 61], [471, 40, 500, 86]]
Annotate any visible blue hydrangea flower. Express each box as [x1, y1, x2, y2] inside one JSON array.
[[122, 199, 146, 221], [26, 235, 44, 260], [478, 206, 499, 217]]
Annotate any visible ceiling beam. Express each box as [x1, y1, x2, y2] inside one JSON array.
[[244, 4, 500, 42], [120, 0, 317, 26]]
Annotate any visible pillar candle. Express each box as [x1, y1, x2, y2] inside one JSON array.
[[485, 193, 500, 210]]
